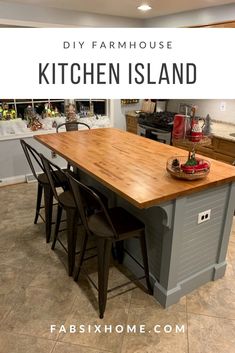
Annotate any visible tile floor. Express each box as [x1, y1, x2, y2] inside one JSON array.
[[0, 182, 234, 353]]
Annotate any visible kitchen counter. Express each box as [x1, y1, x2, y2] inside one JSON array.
[[0, 116, 111, 141], [125, 110, 140, 118], [211, 120, 235, 142], [35, 128, 235, 308], [125, 111, 139, 134]]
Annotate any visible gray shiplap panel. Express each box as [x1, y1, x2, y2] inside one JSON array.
[[183, 215, 224, 227], [179, 238, 220, 255], [177, 184, 229, 281], [183, 210, 225, 224], [183, 221, 223, 235]]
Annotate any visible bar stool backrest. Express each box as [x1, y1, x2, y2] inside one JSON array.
[[20, 139, 44, 182], [40, 154, 65, 203], [56, 121, 90, 132], [67, 173, 118, 239]]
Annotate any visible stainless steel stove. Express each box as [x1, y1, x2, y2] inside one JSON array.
[[137, 112, 176, 144]]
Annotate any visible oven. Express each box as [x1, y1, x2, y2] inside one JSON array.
[[137, 124, 172, 145]]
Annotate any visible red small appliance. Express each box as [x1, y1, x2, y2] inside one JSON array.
[[172, 114, 186, 139]]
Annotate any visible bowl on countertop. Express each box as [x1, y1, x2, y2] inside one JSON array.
[[166, 156, 210, 180]]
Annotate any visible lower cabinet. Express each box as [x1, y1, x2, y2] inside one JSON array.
[[125, 113, 138, 134], [212, 137, 235, 164]]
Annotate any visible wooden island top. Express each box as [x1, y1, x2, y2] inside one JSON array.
[[35, 128, 235, 209]]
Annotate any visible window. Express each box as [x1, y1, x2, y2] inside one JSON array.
[[0, 99, 65, 119], [75, 99, 107, 116], [0, 99, 108, 119]]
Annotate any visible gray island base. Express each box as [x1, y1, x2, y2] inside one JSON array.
[[85, 175, 235, 307]]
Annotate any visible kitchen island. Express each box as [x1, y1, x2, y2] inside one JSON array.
[[35, 128, 235, 307]]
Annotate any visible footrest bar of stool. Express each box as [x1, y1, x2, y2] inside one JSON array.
[[107, 275, 146, 293], [57, 239, 68, 253], [58, 228, 67, 233], [83, 254, 97, 261], [81, 268, 99, 291], [80, 264, 146, 294], [124, 248, 145, 271], [36, 212, 56, 225], [38, 213, 46, 223]]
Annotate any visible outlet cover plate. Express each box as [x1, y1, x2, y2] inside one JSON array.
[[198, 209, 211, 224]]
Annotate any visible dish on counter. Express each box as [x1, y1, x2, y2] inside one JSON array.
[[166, 156, 210, 180]]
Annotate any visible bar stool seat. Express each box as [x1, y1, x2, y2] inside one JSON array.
[[58, 190, 76, 209], [88, 207, 144, 238], [38, 170, 67, 187], [68, 174, 153, 319], [58, 188, 106, 210]]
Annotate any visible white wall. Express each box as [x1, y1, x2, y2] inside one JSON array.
[[111, 100, 141, 130], [145, 3, 235, 28], [0, 1, 142, 27], [167, 99, 235, 124], [0, 137, 66, 184]]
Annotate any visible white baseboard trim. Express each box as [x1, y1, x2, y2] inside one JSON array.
[[0, 175, 27, 187]]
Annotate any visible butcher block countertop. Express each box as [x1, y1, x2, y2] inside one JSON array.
[[35, 128, 235, 209]]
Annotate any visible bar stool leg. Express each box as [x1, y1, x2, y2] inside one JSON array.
[[34, 183, 43, 224], [44, 184, 54, 243], [139, 233, 153, 295], [115, 240, 124, 264], [74, 231, 89, 282], [97, 238, 112, 319], [51, 204, 62, 250], [66, 208, 78, 276]]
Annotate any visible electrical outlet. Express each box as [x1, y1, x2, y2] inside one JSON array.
[[198, 209, 211, 224], [51, 151, 57, 159], [220, 102, 226, 111]]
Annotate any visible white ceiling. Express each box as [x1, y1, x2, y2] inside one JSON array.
[[3, 0, 235, 19]]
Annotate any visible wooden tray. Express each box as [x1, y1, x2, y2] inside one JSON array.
[[166, 156, 210, 180], [172, 136, 211, 147]]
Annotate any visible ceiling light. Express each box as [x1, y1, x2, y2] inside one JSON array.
[[137, 4, 152, 12]]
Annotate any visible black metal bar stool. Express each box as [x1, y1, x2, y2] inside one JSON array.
[[56, 121, 90, 174], [56, 121, 90, 132], [20, 139, 67, 243], [67, 173, 153, 319], [40, 154, 108, 276], [40, 154, 78, 276]]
